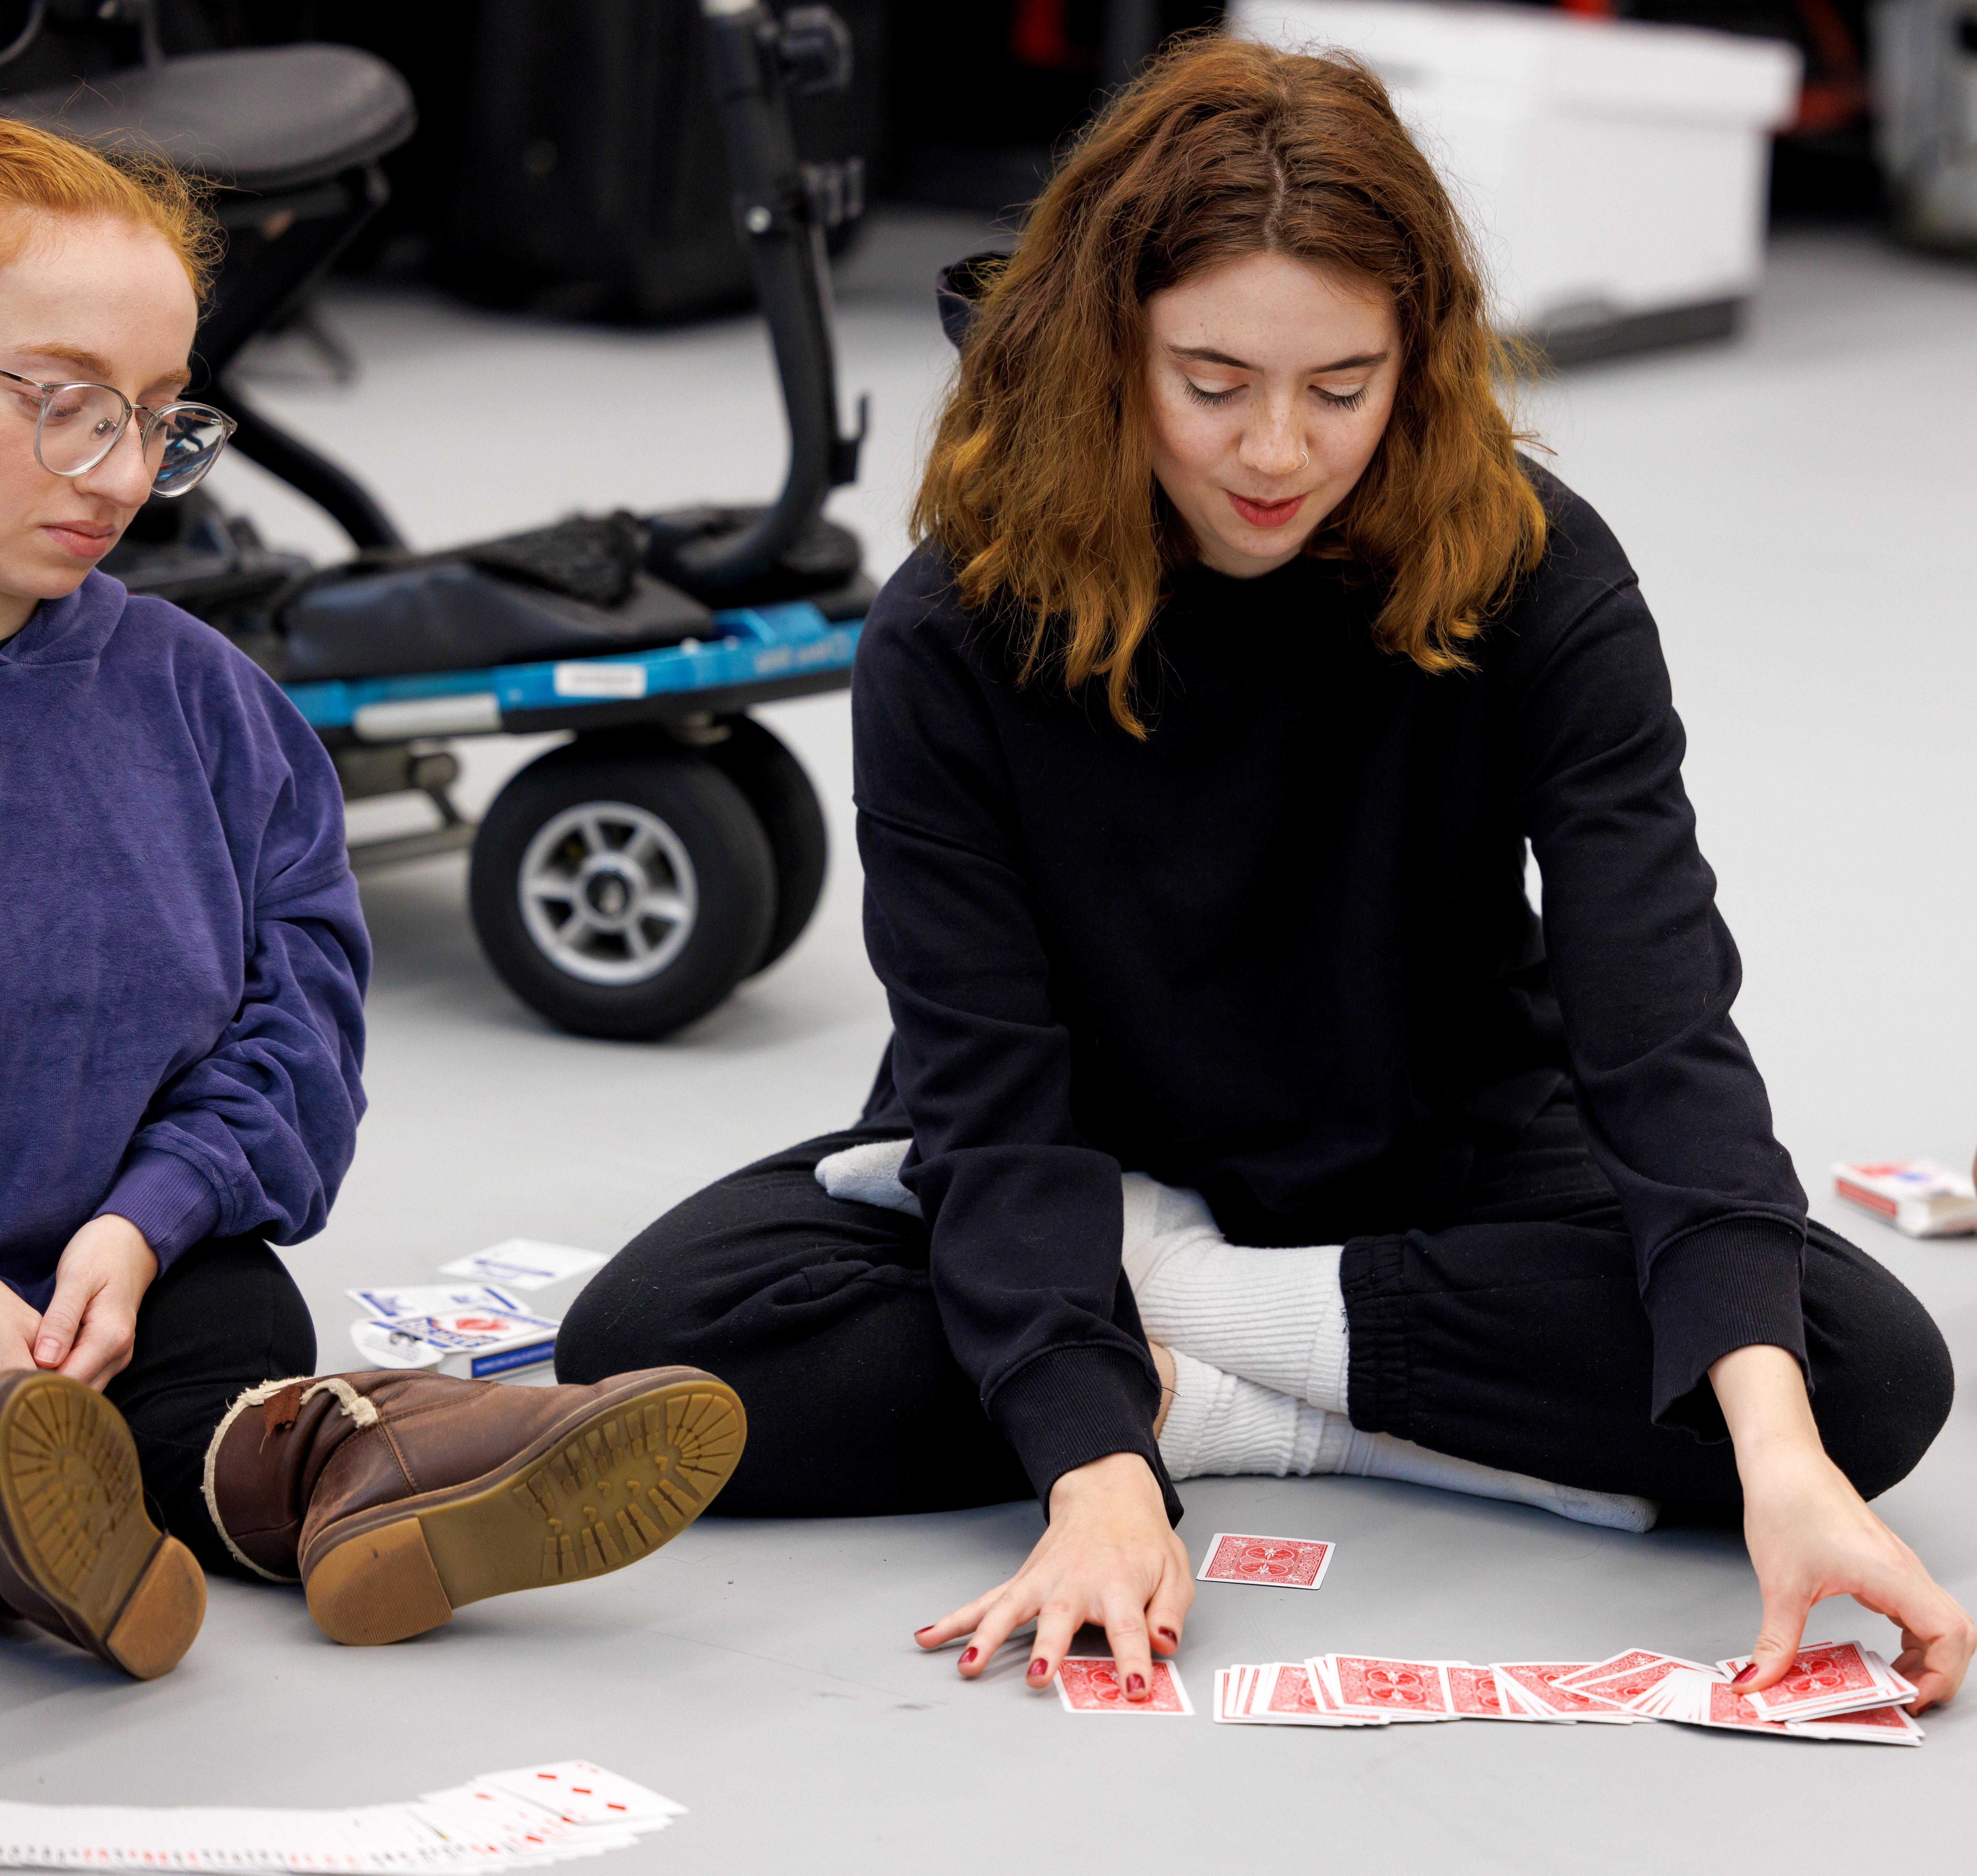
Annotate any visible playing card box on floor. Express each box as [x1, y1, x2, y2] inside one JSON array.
[[1832, 1160, 1977, 1237], [1197, 1532, 1336, 1589], [348, 1307, 563, 1380]]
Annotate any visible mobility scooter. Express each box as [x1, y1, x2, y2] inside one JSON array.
[[2, 0, 873, 1040]]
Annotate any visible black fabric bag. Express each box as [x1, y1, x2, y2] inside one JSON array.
[[435, 0, 879, 323]]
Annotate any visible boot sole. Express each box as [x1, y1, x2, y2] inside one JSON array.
[[0, 1372, 205, 1679], [302, 1370, 745, 1646]]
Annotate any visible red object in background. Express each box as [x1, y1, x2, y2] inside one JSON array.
[[1788, 0, 1869, 131], [1558, 0, 1616, 15], [1011, 0, 1100, 73]]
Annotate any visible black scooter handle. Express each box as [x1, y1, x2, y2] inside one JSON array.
[[669, 0, 866, 594]]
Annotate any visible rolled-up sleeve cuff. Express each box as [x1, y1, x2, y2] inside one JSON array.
[[96, 1152, 221, 1271], [1644, 1218, 1807, 1440], [986, 1343, 1184, 1524]]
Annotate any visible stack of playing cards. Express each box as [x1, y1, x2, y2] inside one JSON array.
[[0, 1761, 683, 1872], [1832, 1161, 1977, 1238], [346, 1287, 562, 1381], [1211, 1644, 1921, 1744]]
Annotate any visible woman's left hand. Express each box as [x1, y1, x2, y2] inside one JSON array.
[[1715, 1343, 1975, 1714], [34, 1215, 158, 1390]]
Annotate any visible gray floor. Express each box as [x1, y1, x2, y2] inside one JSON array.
[[5, 213, 1976, 1870]]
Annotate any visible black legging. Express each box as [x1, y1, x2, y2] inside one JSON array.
[[556, 1100, 1953, 1517], [105, 1235, 318, 1577]]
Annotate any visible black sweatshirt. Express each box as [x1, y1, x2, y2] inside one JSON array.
[[851, 468, 1807, 1514]]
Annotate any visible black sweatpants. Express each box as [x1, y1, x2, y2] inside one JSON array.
[[555, 1102, 1953, 1518], [105, 1235, 318, 1578]]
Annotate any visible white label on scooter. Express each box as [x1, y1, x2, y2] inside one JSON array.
[[553, 661, 648, 699]]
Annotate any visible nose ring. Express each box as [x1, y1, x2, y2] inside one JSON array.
[[1298, 451, 1309, 470]]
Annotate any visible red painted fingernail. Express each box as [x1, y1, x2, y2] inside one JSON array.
[[915, 1626, 936, 1638], [1127, 1673, 1147, 1694], [1029, 1659, 1049, 1677], [959, 1648, 978, 1667], [1731, 1664, 1757, 1685], [1157, 1627, 1178, 1645]]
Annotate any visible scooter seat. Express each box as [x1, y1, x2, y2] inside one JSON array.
[[279, 560, 716, 687], [2, 45, 415, 194]]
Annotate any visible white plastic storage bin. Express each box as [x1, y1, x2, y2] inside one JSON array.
[[1231, 1, 1802, 361]]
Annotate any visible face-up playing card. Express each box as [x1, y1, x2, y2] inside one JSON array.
[[1329, 1655, 1456, 1720], [475, 1761, 686, 1828], [1196, 1533, 1336, 1590], [437, 1240, 606, 1289], [1057, 1656, 1193, 1714]]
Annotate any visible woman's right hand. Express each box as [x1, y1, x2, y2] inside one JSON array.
[[913, 1450, 1193, 1701], [2, 1282, 41, 1373]]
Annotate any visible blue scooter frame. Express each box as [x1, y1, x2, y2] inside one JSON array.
[[286, 602, 861, 742]]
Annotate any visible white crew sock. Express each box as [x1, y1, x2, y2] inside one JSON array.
[[1120, 1173, 1349, 1414], [1158, 1350, 1658, 1534]]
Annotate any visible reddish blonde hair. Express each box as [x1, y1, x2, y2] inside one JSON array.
[[913, 34, 1546, 735], [0, 117, 221, 300]]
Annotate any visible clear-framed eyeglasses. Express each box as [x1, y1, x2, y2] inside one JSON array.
[[0, 368, 237, 498]]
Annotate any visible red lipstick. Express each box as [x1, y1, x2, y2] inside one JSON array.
[[1227, 491, 1306, 529]]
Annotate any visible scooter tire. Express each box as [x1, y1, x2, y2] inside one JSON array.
[[469, 748, 775, 1041], [702, 717, 828, 977]]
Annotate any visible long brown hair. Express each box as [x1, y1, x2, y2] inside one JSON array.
[[912, 34, 1546, 736]]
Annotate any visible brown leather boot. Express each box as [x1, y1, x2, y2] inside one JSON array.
[[0, 1371, 206, 1679], [203, 1366, 745, 1646]]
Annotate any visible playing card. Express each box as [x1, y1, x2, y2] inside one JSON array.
[[1056, 1655, 1193, 1714], [474, 1763, 685, 1830], [1557, 1648, 1663, 1688], [1785, 1702, 1924, 1745], [1719, 1641, 1915, 1721], [438, 1240, 605, 1289], [1445, 1664, 1537, 1720], [348, 1284, 527, 1322], [1697, 1678, 1793, 1733], [1237, 1662, 1361, 1726], [1565, 1651, 1722, 1711], [1327, 1654, 1457, 1720], [1196, 1532, 1335, 1590], [1490, 1663, 1638, 1722]]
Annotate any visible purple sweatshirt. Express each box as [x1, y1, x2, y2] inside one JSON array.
[[0, 570, 368, 1311]]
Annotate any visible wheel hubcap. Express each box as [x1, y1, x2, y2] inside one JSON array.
[[518, 801, 698, 985]]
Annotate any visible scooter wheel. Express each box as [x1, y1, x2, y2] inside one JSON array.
[[702, 716, 828, 977], [469, 747, 775, 1040]]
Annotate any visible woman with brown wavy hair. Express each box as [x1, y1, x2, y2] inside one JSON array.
[[560, 36, 1971, 1711]]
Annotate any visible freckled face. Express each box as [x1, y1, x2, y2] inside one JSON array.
[[1143, 249, 1400, 579], [0, 213, 199, 640]]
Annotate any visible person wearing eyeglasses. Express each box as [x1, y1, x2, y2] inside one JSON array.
[[0, 121, 746, 1682]]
